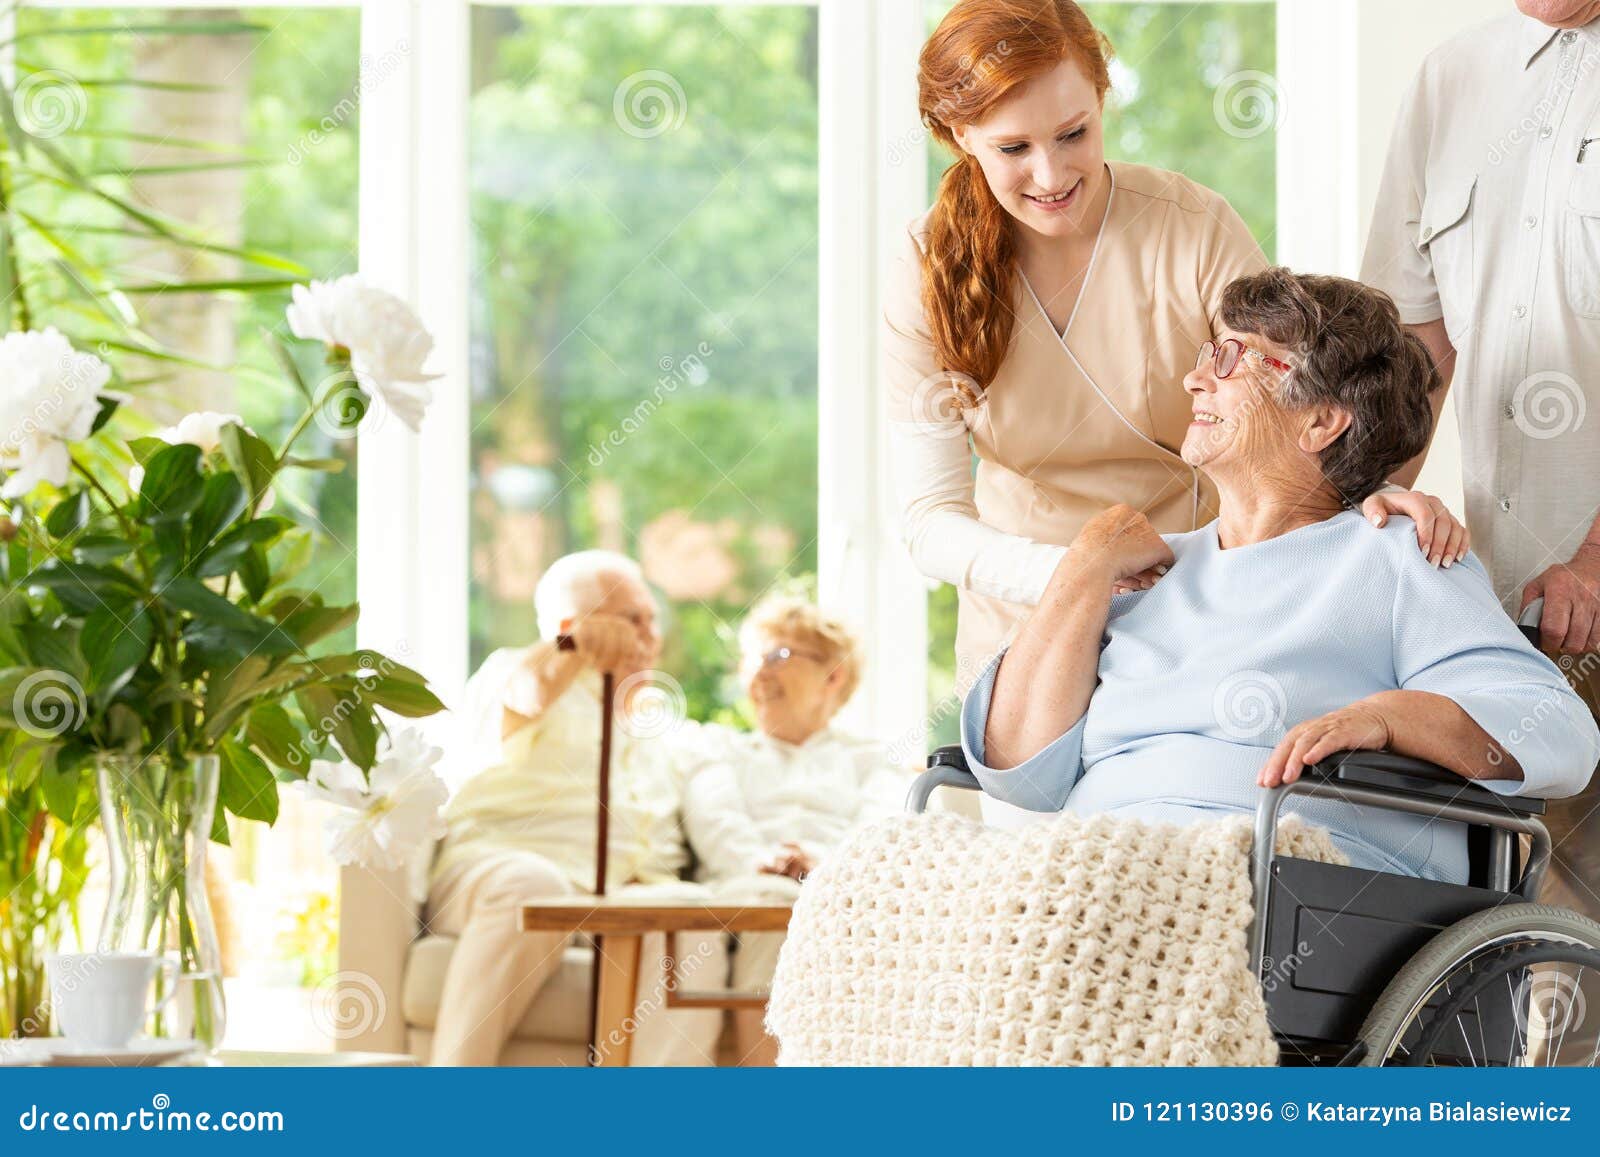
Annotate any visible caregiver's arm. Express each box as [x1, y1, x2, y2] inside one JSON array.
[[984, 506, 1175, 769]]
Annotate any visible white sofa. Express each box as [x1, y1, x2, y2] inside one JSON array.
[[335, 861, 741, 1065]]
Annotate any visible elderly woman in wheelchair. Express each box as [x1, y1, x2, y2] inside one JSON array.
[[941, 269, 1600, 1065]]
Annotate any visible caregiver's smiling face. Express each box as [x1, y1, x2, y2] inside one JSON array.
[[951, 58, 1108, 239], [1179, 327, 1297, 474]]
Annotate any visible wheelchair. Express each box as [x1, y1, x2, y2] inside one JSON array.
[[905, 602, 1600, 1066]]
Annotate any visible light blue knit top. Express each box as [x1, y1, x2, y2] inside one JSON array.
[[960, 510, 1600, 882]]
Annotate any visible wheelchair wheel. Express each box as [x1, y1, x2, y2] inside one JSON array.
[[1356, 903, 1600, 1066]]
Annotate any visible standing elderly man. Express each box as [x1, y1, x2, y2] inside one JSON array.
[[426, 550, 723, 1066], [1362, 1, 1600, 929]]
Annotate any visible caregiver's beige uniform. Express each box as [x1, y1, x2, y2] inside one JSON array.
[[886, 161, 1267, 686]]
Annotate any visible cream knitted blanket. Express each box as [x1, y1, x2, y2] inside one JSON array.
[[766, 810, 1345, 1066]]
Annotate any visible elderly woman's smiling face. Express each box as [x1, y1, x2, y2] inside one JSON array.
[[1179, 327, 1309, 476]]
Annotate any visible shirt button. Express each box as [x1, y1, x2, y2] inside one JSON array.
[[1513, 304, 1527, 318], [1503, 403, 1516, 419], [1541, 124, 1554, 139], [1562, 30, 1577, 44], [1422, 225, 1434, 241], [1499, 497, 1513, 512]]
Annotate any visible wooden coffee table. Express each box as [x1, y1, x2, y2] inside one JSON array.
[[520, 897, 792, 1067]]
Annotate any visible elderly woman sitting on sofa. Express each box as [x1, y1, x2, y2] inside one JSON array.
[[962, 268, 1600, 883]]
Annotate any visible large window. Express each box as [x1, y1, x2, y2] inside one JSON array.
[[16, 3, 362, 1048], [467, 4, 820, 724], [921, 1, 1279, 745]]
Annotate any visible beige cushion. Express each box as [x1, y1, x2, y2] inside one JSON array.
[[401, 935, 592, 1044]]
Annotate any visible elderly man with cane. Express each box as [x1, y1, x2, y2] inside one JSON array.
[[425, 550, 724, 1066]]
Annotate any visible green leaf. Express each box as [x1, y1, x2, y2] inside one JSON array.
[[81, 606, 152, 699], [245, 703, 304, 772], [238, 544, 270, 604], [40, 749, 83, 824], [25, 559, 139, 614], [125, 437, 167, 466], [16, 622, 86, 684], [192, 518, 289, 580], [218, 423, 277, 505], [281, 456, 345, 474], [210, 806, 231, 846], [136, 442, 204, 522], [267, 597, 359, 649], [219, 737, 278, 825], [44, 489, 89, 538], [189, 472, 248, 555], [297, 685, 377, 771], [160, 577, 299, 658], [72, 535, 133, 566], [0, 667, 86, 737], [88, 395, 119, 435], [351, 673, 446, 719]]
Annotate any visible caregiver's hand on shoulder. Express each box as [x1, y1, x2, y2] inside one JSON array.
[[1256, 701, 1393, 788], [1071, 504, 1175, 589], [1362, 489, 1468, 568]]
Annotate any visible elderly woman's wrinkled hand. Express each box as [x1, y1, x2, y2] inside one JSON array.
[[1360, 490, 1468, 568], [1256, 700, 1394, 788], [1070, 505, 1176, 588]]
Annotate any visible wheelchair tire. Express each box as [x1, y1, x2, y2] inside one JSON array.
[[1355, 902, 1600, 1066]]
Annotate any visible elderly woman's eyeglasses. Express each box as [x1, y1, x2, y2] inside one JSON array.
[[1196, 338, 1293, 380], [758, 645, 827, 668]]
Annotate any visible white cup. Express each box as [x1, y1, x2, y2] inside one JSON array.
[[46, 952, 179, 1050]]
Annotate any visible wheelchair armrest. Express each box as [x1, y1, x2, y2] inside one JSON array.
[[1308, 750, 1545, 817], [906, 745, 982, 814]]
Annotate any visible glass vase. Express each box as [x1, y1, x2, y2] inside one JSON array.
[[95, 752, 227, 1053]]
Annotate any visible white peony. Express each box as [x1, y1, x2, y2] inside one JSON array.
[[129, 412, 273, 509], [0, 328, 110, 498], [160, 410, 252, 454], [301, 728, 448, 871], [285, 276, 438, 432]]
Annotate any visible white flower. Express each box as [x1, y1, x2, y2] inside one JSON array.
[[130, 412, 273, 509], [286, 276, 438, 432], [160, 410, 251, 454], [0, 328, 110, 498], [301, 728, 448, 871]]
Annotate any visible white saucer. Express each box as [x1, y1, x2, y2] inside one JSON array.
[[46, 1037, 199, 1067], [0, 1039, 52, 1067]]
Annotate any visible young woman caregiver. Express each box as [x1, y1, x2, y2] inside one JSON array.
[[886, 0, 1467, 703]]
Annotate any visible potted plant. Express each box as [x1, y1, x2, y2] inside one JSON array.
[[0, 286, 447, 1053]]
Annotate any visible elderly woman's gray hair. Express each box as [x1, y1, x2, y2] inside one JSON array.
[[1220, 268, 1438, 502], [533, 549, 649, 639]]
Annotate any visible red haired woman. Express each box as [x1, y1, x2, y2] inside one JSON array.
[[888, 0, 1465, 729]]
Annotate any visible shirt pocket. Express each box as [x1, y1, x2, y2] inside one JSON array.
[[1416, 172, 1476, 342], [1565, 160, 1600, 319]]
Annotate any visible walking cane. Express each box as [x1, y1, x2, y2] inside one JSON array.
[[556, 635, 613, 1066]]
